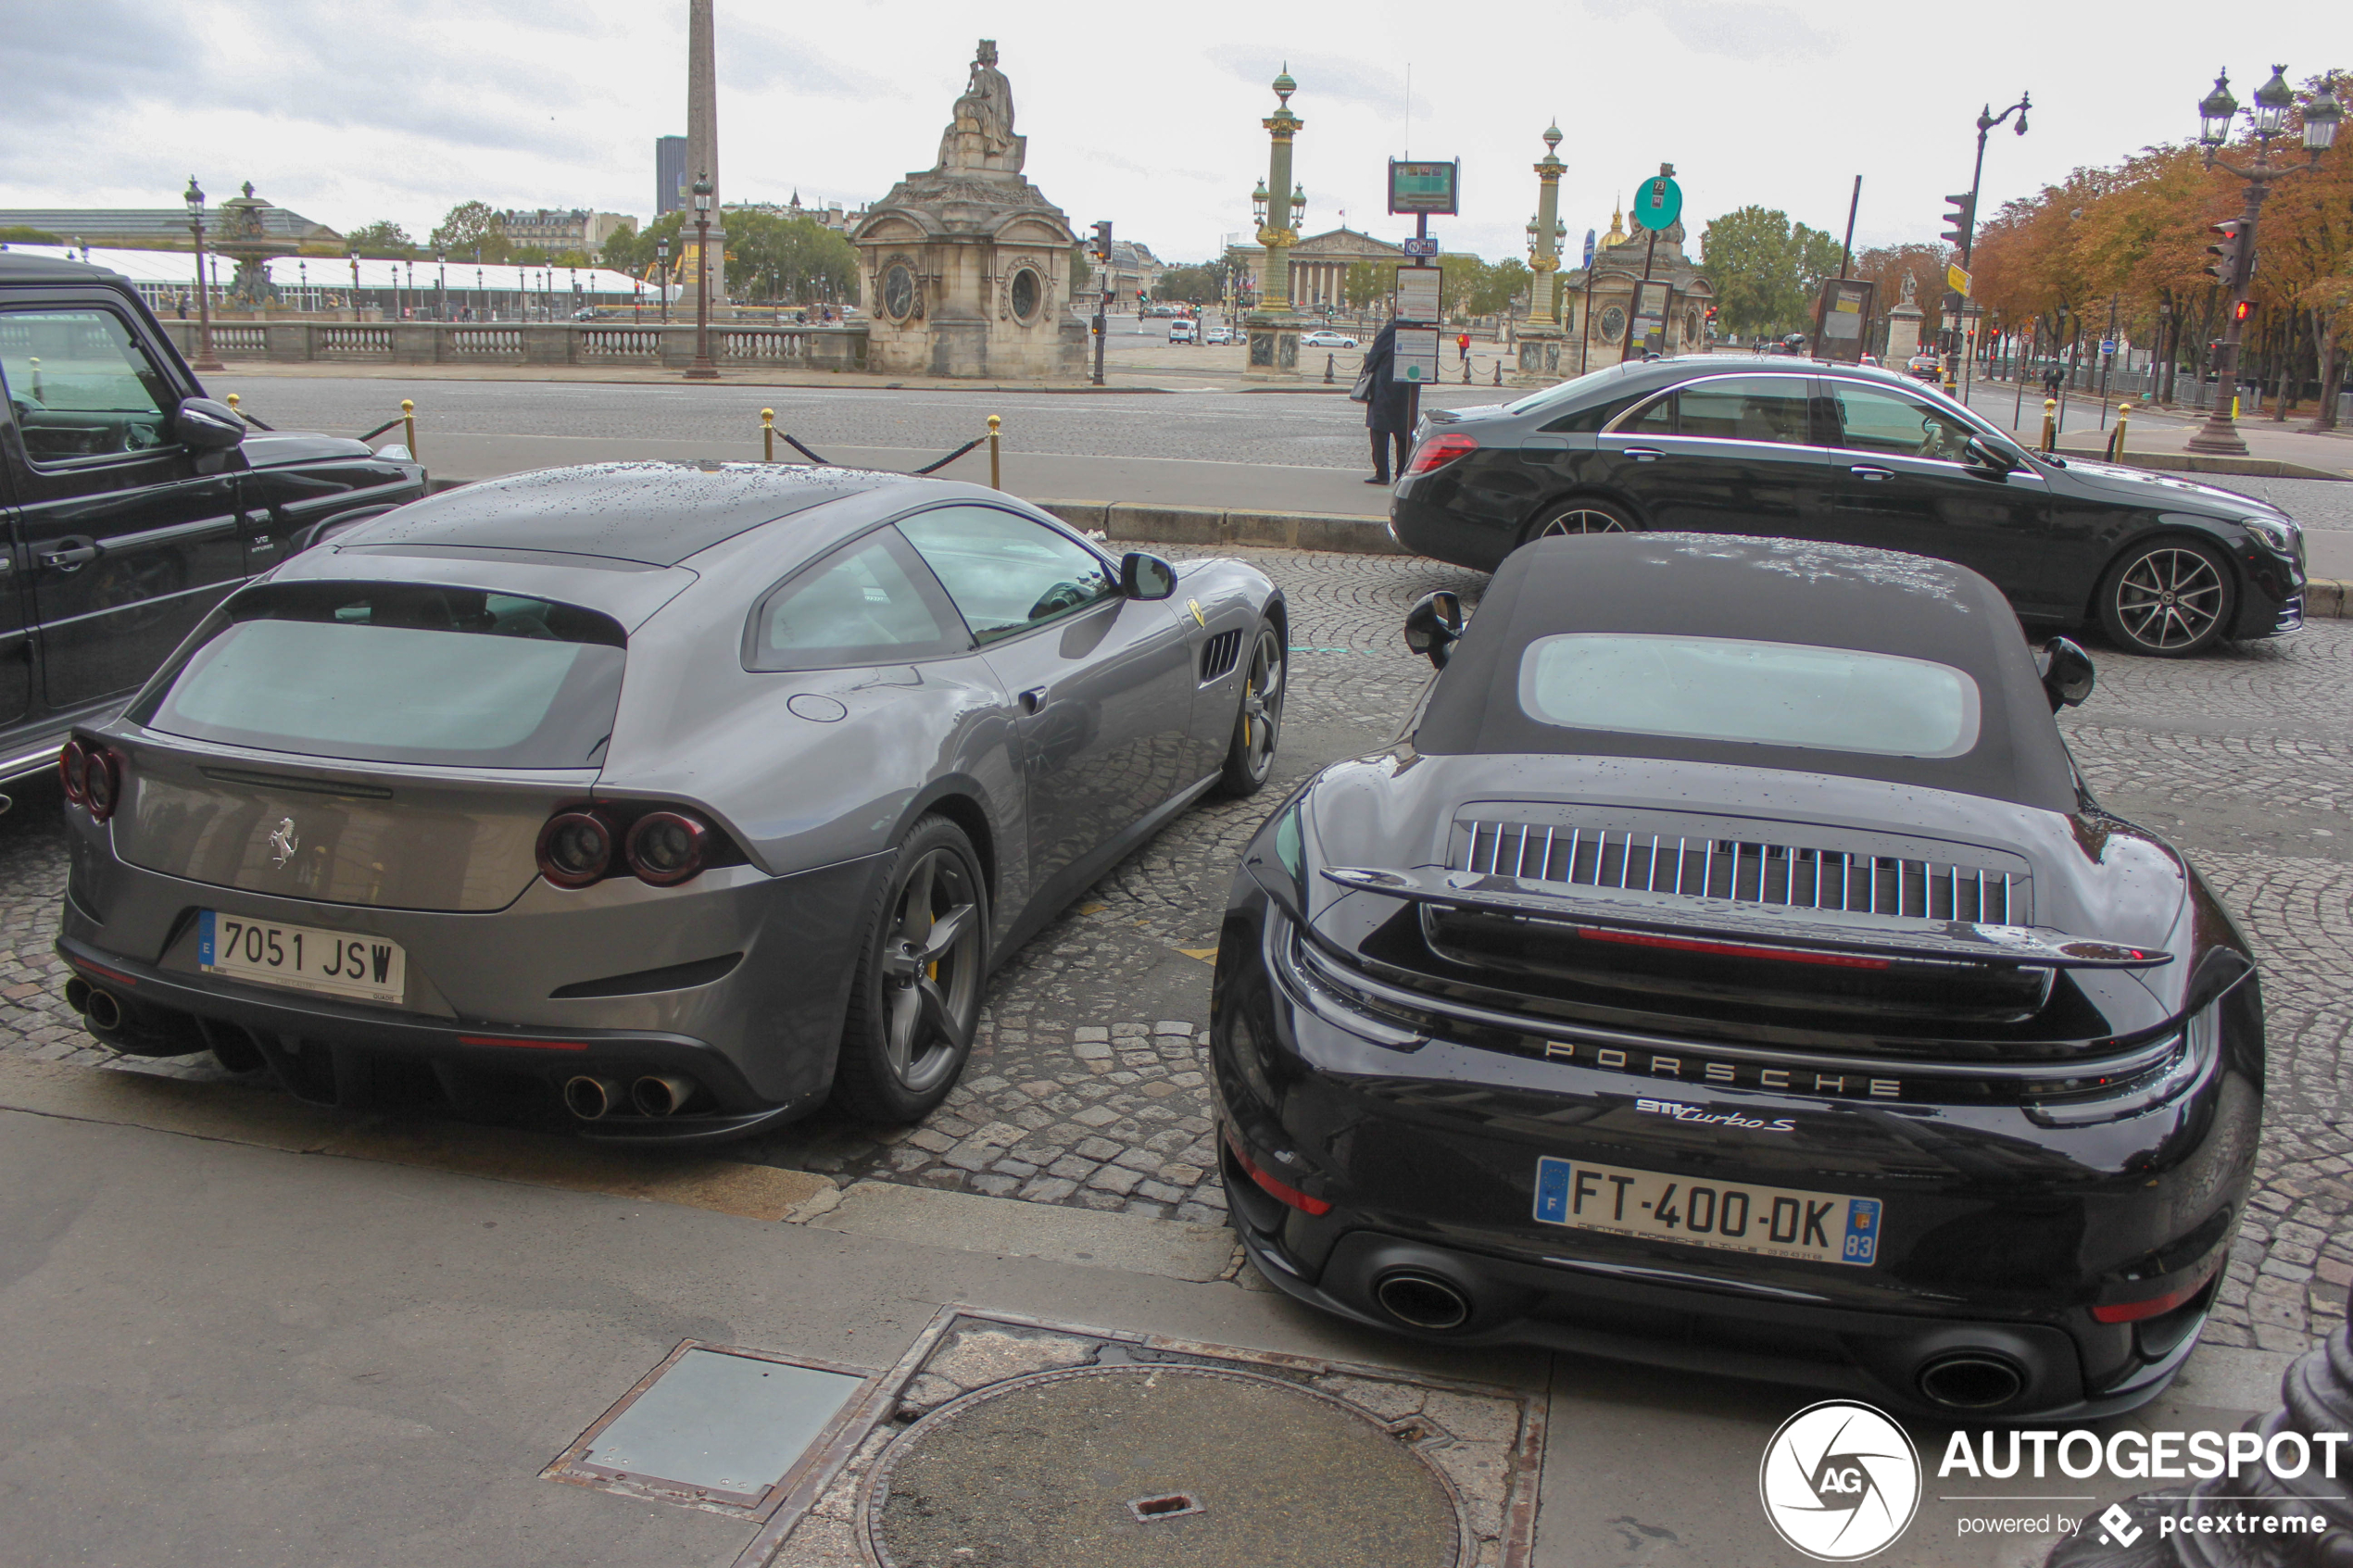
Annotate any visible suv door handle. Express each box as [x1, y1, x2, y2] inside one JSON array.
[[1018, 686, 1047, 714], [1622, 446, 1664, 462], [38, 537, 98, 570], [1848, 465, 1894, 482]]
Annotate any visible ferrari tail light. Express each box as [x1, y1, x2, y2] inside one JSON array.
[[1403, 432, 1478, 477], [59, 739, 90, 804], [535, 808, 616, 889], [625, 809, 711, 886], [64, 740, 123, 822]]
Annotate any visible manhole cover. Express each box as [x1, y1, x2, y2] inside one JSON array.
[[862, 1363, 1466, 1568]]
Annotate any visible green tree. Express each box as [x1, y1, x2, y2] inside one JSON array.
[[1341, 259, 1392, 309], [345, 220, 416, 258], [1152, 263, 1225, 304], [2, 225, 65, 245], [603, 211, 683, 277], [1472, 257, 1532, 318], [724, 210, 859, 304], [429, 201, 509, 262], [1699, 207, 1824, 337]]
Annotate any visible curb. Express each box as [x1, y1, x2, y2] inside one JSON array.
[[2051, 446, 2345, 482], [1032, 500, 1403, 556]]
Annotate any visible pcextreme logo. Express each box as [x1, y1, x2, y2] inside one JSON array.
[[1758, 1400, 1922, 1561]]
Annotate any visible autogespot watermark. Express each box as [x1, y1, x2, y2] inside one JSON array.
[[1759, 1403, 2344, 1559]]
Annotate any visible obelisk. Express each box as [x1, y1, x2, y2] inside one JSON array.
[[683, 0, 724, 313]]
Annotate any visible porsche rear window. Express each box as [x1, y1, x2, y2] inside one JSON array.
[[140, 583, 625, 768], [1517, 633, 1980, 759]]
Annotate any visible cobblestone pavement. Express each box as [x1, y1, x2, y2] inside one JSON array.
[[3, 545, 2349, 1351]]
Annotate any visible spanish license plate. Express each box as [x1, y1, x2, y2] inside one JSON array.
[[1534, 1156, 1881, 1267], [198, 910, 407, 1006]]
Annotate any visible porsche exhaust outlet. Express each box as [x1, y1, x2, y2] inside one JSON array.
[[1917, 1353, 2027, 1412], [632, 1075, 698, 1117], [1373, 1270, 1473, 1332], [63, 977, 91, 1014], [562, 1076, 624, 1121], [83, 987, 124, 1032]]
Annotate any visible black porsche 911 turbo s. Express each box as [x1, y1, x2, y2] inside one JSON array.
[[1209, 534, 2261, 1422], [1387, 356, 2307, 658]]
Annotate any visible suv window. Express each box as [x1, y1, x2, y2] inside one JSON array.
[[898, 505, 1119, 644], [747, 528, 968, 671], [0, 308, 177, 463], [1621, 375, 1814, 445], [1831, 382, 1976, 462]]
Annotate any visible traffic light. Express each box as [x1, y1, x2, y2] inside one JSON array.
[[1091, 220, 1113, 263], [1940, 193, 1975, 251], [2205, 220, 2246, 286], [2233, 298, 2255, 322]]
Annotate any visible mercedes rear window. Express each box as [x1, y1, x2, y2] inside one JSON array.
[[1517, 633, 1981, 759], [139, 583, 625, 768]]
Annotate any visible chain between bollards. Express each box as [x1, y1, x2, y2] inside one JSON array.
[[761, 408, 774, 462], [2041, 396, 2057, 454], [402, 399, 417, 460], [988, 414, 1000, 490]]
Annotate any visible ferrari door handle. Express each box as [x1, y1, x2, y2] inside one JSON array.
[[1018, 686, 1046, 714], [1622, 446, 1663, 462], [1848, 465, 1894, 482], [38, 537, 98, 570]]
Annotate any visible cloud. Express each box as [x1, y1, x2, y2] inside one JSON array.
[[1582, 0, 1827, 61], [0, 1, 197, 120], [717, 18, 894, 98], [1203, 46, 1434, 119]]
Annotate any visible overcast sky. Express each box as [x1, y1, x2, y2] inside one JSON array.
[[3, 1, 2337, 265]]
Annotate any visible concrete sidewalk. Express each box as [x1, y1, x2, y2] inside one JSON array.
[[0, 1052, 2296, 1568]]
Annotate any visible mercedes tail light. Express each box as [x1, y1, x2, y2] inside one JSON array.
[[626, 810, 711, 886], [1403, 432, 1478, 477], [535, 808, 616, 889]]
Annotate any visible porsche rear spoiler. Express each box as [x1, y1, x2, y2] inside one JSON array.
[[1320, 866, 2173, 971]]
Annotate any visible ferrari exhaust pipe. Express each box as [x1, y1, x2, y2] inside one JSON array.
[[632, 1074, 698, 1117], [1373, 1270, 1473, 1331], [1916, 1353, 2026, 1412], [562, 1076, 623, 1121], [83, 988, 124, 1032]]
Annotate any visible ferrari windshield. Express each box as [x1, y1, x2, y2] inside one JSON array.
[[1517, 633, 1981, 759], [141, 582, 625, 768]]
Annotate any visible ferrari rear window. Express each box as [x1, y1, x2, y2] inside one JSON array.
[[139, 583, 625, 768], [1517, 633, 1980, 759]]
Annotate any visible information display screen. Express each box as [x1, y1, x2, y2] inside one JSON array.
[[1389, 159, 1460, 215]]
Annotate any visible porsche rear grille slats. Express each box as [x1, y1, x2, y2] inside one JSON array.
[[1454, 821, 2020, 925], [1199, 629, 1244, 683]]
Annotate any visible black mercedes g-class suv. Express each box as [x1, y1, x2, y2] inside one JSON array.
[[0, 253, 425, 781]]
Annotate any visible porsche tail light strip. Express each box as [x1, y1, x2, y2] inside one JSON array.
[[1223, 1131, 1332, 1215], [1572, 926, 1893, 970], [2091, 1261, 2221, 1323], [458, 1035, 591, 1052]]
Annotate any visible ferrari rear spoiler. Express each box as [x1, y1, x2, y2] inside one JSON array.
[[1320, 866, 2173, 971]]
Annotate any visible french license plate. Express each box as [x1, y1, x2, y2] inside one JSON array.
[[198, 910, 407, 1006], [1534, 1156, 1881, 1267]]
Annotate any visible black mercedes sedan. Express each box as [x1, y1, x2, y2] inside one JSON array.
[[1209, 534, 2260, 1422], [1388, 356, 2306, 657]]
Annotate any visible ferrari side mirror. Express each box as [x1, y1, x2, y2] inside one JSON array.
[[1119, 551, 1176, 600], [2037, 635, 2095, 710], [1403, 590, 1464, 670]]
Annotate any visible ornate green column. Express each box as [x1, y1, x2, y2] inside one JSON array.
[[1516, 123, 1567, 383], [1245, 67, 1306, 378]]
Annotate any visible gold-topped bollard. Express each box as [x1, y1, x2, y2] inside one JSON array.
[[988, 414, 1001, 490], [2040, 397, 2057, 454], [2107, 401, 2133, 462], [224, 392, 241, 420], [761, 408, 775, 463], [401, 398, 417, 459]]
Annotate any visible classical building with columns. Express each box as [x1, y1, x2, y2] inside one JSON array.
[[1233, 227, 1403, 311]]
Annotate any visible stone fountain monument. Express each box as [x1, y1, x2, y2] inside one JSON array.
[[849, 41, 1086, 378], [215, 183, 296, 307]]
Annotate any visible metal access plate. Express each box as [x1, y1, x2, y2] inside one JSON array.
[[546, 1343, 876, 1514]]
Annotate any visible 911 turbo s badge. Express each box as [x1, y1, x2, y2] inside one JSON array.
[[266, 817, 299, 868], [1635, 1096, 1796, 1134]]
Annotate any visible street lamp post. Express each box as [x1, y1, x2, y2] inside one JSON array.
[[182, 177, 225, 371], [2185, 67, 2341, 455], [1253, 69, 1303, 313], [297, 258, 308, 315], [347, 245, 361, 318], [1940, 93, 2030, 396], [657, 239, 671, 325], [686, 174, 719, 379], [435, 253, 446, 320]]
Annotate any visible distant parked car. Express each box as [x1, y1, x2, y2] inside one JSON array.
[[1169, 320, 1197, 344], [1205, 325, 1232, 345], [1302, 330, 1360, 349]]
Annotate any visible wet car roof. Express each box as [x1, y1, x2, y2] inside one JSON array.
[[1415, 533, 2078, 812], [354, 461, 906, 567]]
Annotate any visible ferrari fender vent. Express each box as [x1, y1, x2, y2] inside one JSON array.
[[1454, 820, 2023, 925], [1199, 629, 1243, 684]]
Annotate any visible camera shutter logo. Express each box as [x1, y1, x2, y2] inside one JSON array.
[[1757, 1400, 1920, 1561]]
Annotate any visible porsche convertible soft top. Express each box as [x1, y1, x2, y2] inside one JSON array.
[[1413, 533, 2078, 813]]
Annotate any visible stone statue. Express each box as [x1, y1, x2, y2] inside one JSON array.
[[937, 39, 1025, 175], [1899, 270, 1919, 307]]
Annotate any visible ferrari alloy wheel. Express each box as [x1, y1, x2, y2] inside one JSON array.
[[1217, 621, 1286, 797], [835, 815, 988, 1122], [2097, 538, 2233, 658], [1524, 501, 1635, 547]]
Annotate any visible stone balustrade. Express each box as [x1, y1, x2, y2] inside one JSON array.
[[157, 320, 869, 373]]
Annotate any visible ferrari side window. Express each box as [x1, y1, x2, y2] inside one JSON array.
[[899, 505, 1118, 644], [747, 529, 968, 671]]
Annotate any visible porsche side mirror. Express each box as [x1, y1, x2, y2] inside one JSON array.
[[175, 397, 247, 452], [1403, 590, 1464, 670], [1964, 435, 2018, 474], [2037, 636, 2095, 711], [1120, 551, 1176, 600]]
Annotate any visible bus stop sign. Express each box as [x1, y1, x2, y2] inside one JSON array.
[[1631, 174, 1682, 232]]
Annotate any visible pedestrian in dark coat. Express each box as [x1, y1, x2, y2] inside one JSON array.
[[1362, 320, 1413, 483]]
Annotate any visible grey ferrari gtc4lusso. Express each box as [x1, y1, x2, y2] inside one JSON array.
[[55, 462, 1287, 1140]]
